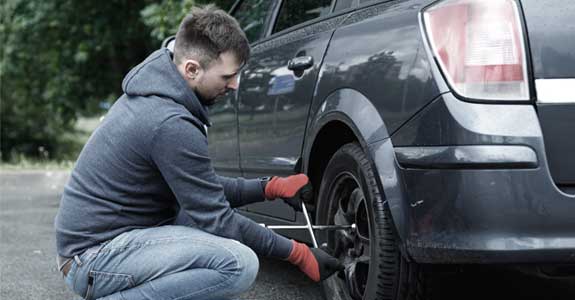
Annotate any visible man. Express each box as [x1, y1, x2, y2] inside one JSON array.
[[55, 5, 342, 300]]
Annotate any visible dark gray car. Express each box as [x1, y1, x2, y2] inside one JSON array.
[[167, 0, 575, 299]]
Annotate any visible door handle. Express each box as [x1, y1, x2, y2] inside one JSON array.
[[287, 56, 314, 72]]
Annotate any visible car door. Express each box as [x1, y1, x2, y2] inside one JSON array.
[[208, 0, 279, 178], [238, 0, 336, 220]]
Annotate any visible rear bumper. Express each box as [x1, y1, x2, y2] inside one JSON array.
[[387, 92, 575, 264]]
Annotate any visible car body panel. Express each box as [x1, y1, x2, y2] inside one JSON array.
[[208, 93, 242, 178], [537, 103, 575, 189], [310, 0, 440, 137], [392, 92, 575, 263], [520, 0, 575, 79], [237, 8, 344, 221], [519, 0, 575, 192], [302, 88, 410, 240], [305, 88, 390, 147], [301, 0, 441, 243]]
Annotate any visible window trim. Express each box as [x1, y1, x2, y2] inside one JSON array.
[[333, 0, 358, 12], [229, 0, 242, 14], [229, 0, 281, 44], [246, 0, 391, 48], [267, 0, 337, 37], [256, 0, 396, 47], [263, 0, 284, 39], [330, 0, 339, 14]]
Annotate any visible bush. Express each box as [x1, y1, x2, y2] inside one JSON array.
[[0, 0, 234, 163]]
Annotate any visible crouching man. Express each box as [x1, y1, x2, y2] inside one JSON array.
[[55, 5, 342, 300]]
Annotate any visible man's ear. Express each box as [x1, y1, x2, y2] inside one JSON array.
[[183, 59, 202, 80]]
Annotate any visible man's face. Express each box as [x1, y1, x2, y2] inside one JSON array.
[[179, 51, 242, 106]]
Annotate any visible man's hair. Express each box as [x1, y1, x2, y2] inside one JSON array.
[[173, 5, 250, 68]]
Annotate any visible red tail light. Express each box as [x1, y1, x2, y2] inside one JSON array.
[[423, 0, 530, 101]]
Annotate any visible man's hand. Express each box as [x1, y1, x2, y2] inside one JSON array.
[[286, 240, 344, 282], [264, 174, 313, 211]]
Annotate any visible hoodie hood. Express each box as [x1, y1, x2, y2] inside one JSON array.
[[122, 48, 210, 126]]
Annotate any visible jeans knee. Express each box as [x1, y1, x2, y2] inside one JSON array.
[[229, 242, 259, 294]]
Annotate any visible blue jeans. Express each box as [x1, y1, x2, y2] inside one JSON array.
[[63, 226, 259, 300]]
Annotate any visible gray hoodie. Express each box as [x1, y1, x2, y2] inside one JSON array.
[[55, 48, 292, 259]]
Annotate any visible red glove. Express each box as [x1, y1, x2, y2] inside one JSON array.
[[287, 240, 344, 282], [264, 174, 313, 211]]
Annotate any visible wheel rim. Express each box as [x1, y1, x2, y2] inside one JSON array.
[[328, 174, 370, 300]]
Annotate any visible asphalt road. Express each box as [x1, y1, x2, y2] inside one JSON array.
[[1, 171, 574, 300]]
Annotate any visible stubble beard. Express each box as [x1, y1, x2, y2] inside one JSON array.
[[195, 88, 218, 107]]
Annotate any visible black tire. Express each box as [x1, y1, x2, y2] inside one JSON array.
[[316, 142, 425, 300]]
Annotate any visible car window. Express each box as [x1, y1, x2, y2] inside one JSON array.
[[273, 0, 333, 34], [233, 0, 277, 43], [334, 0, 355, 12]]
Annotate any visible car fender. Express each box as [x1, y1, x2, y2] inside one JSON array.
[[303, 88, 411, 246]]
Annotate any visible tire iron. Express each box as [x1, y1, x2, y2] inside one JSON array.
[[260, 202, 356, 248]]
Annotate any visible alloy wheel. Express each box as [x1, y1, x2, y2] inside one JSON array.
[[328, 174, 371, 300]]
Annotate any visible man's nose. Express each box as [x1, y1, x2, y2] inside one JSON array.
[[227, 75, 239, 90]]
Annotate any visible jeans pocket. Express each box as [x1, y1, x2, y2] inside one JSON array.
[[85, 270, 136, 300]]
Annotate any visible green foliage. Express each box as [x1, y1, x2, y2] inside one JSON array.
[[1, 0, 154, 161], [0, 0, 235, 162], [141, 0, 196, 42], [141, 0, 235, 42]]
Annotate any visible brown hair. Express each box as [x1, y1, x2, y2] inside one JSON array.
[[173, 5, 250, 68]]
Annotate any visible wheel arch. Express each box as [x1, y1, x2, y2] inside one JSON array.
[[303, 88, 411, 245]]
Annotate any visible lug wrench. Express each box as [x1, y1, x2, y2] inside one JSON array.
[[260, 202, 356, 248]]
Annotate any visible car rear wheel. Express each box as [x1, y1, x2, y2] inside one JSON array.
[[316, 142, 425, 300]]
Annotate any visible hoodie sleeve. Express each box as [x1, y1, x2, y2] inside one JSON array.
[[217, 176, 266, 208], [150, 115, 292, 258]]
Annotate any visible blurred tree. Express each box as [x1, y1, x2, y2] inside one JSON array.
[[141, 0, 235, 42], [141, 0, 197, 42], [1, 0, 154, 161], [0, 0, 236, 162]]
